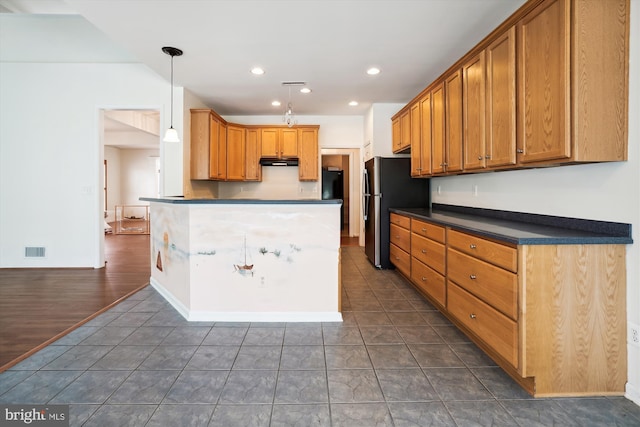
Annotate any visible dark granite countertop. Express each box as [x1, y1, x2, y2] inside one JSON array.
[[140, 197, 342, 205], [391, 204, 633, 245]]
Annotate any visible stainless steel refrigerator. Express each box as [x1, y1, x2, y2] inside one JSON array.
[[363, 157, 429, 268]]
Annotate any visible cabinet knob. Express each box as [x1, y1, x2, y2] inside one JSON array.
[[469, 244, 477, 249], [478, 156, 483, 160], [517, 148, 524, 154], [470, 274, 476, 280], [421, 276, 427, 282], [469, 313, 477, 319], [421, 249, 427, 254], [421, 228, 427, 232], [485, 155, 491, 159], [395, 235, 400, 239], [395, 256, 400, 260]]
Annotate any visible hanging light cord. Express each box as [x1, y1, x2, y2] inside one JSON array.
[[169, 53, 174, 129]]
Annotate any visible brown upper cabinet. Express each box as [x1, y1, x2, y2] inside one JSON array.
[[392, 109, 411, 153], [261, 128, 298, 159], [517, 0, 628, 165], [298, 127, 319, 181], [409, 101, 422, 176], [393, 0, 629, 176], [190, 109, 228, 180], [190, 110, 319, 182], [444, 69, 464, 174], [226, 125, 246, 181], [486, 26, 517, 168], [244, 128, 262, 181]]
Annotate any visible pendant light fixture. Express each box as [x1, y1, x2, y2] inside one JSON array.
[[162, 46, 183, 142], [282, 82, 305, 128]]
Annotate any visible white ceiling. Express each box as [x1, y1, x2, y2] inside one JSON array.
[[1, 0, 527, 116]]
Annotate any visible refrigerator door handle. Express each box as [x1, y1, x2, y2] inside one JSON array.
[[363, 169, 370, 221]]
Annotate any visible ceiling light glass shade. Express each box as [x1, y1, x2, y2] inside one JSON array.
[[300, 87, 311, 94], [349, 101, 359, 106], [251, 67, 265, 75], [163, 127, 180, 143], [272, 100, 281, 107], [283, 102, 297, 128], [367, 67, 381, 75]]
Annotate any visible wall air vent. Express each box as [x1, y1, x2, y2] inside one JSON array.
[[25, 247, 46, 258]]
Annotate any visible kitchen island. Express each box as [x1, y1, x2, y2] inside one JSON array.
[[140, 197, 342, 322]]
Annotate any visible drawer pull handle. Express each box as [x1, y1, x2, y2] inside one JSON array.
[[469, 313, 477, 319], [469, 274, 476, 280], [421, 249, 427, 254], [469, 244, 477, 249], [421, 277, 427, 282], [421, 228, 427, 232], [395, 256, 400, 260]]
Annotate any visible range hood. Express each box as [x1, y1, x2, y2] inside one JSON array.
[[259, 158, 299, 166]]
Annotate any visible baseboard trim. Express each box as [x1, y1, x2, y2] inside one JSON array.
[[150, 277, 343, 323]]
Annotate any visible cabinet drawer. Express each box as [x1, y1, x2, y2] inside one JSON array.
[[390, 213, 411, 229], [411, 258, 446, 307], [390, 243, 410, 277], [390, 223, 411, 252], [447, 248, 517, 320], [411, 219, 445, 243], [448, 282, 518, 368], [448, 229, 517, 272], [411, 233, 445, 275]]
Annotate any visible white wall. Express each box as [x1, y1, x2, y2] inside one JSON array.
[[364, 103, 406, 160], [0, 61, 173, 268]]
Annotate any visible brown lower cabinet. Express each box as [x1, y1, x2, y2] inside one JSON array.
[[390, 213, 627, 397]]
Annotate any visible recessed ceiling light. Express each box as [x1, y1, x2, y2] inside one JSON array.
[[349, 101, 359, 106], [366, 67, 381, 75], [300, 88, 311, 94], [251, 67, 265, 75], [271, 101, 281, 107]]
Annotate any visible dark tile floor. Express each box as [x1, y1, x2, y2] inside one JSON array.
[[1, 246, 639, 426]]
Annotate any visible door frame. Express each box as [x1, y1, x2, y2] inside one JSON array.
[[320, 148, 361, 241]]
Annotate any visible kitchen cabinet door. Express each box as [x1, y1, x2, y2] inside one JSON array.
[[281, 128, 298, 158], [392, 117, 401, 152], [410, 101, 421, 176], [298, 127, 318, 181], [486, 26, 516, 168], [431, 82, 445, 174], [419, 93, 433, 176], [226, 125, 245, 181], [216, 123, 228, 180], [190, 109, 214, 180], [260, 128, 279, 157], [245, 128, 261, 181], [445, 69, 463, 173], [463, 51, 486, 171], [517, 0, 570, 164]]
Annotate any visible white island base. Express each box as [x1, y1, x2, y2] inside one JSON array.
[[143, 198, 343, 322]]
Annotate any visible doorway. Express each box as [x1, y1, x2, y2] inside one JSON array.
[[321, 148, 361, 243], [99, 108, 161, 267]]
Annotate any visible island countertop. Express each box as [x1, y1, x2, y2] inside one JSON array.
[[140, 197, 341, 205]]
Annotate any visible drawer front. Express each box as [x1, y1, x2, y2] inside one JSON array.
[[411, 233, 445, 275], [411, 219, 445, 243], [448, 229, 518, 273], [390, 223, 411, 252], [411, 258, 446, 307], [390, 243, 411, 277], [390, 213, 411, 229], [448, 283, 518, 368], [447, 248, 517, 320]]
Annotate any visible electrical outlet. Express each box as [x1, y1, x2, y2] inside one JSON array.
[[630, 322, 640, 347]]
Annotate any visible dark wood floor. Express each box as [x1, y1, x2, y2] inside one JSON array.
[[0, 233, 151, 371]]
